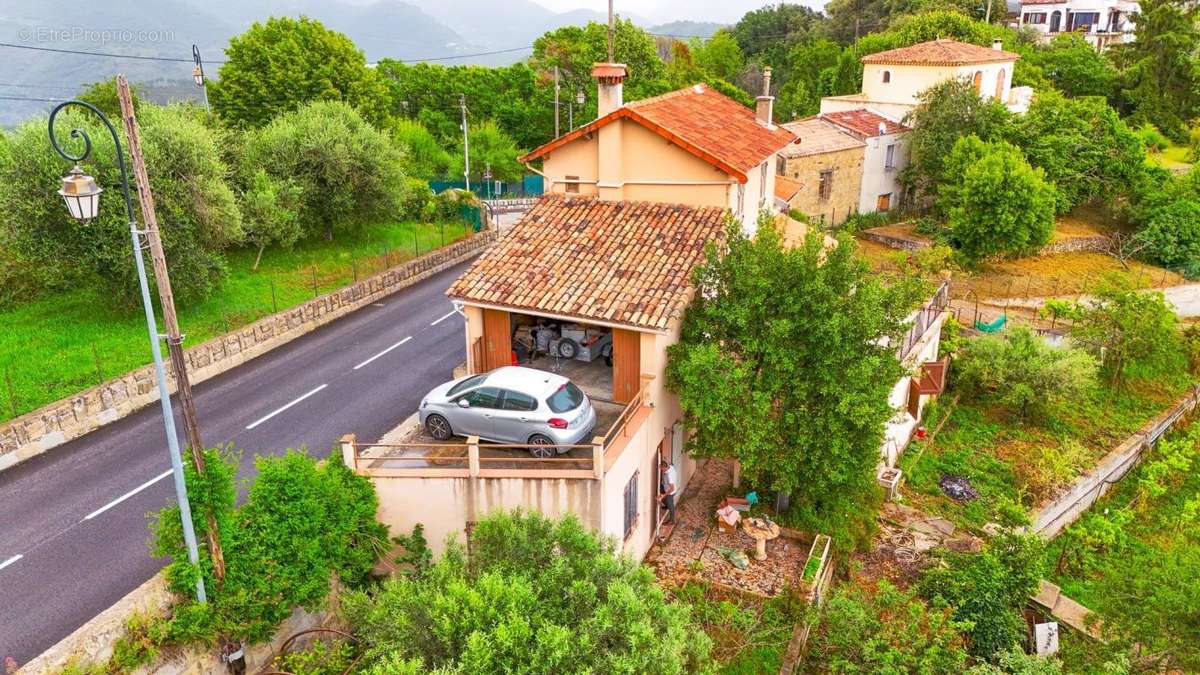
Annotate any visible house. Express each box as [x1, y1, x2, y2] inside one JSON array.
[[519, 64, 797, 236], [820, 38, 1033, 119], [777, 116, 865, 226], [1017, 0, 1137, 49], [820, 109, 911, 215]]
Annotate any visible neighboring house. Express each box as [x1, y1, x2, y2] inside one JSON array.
[[777, 116, 865, 226], [820, 109, 911, 215], [519, 64, 796, 236], [821, 38, 1033, 119], [1018, 0, 1137, 49]]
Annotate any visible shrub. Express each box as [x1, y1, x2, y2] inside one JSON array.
[[1135, 199, 1200, 278], [952, 327, 1098, 420], [1135, 123, 1171, 152], [398, 177, 434, 221]]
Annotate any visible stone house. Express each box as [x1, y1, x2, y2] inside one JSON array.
[[820, 109, 911, 214], [777, 116, 865, 226]]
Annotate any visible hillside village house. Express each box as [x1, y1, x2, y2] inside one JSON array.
[[777, 116, 865, 225], [1017, 0, 1137, 49], [343, 63, 948, 562], [822, 109, 911, 215]]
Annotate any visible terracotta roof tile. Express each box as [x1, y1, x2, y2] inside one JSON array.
[[774, 174, 803, 201], [780, 117, 865, 157], [862, 39, 1020, 66], [447, 196, 726, 331], [820, 109, 910, 138], [520, 84, 796, 182]]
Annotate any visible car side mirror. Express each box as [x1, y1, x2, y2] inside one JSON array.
[[457, 399, 471, 408]]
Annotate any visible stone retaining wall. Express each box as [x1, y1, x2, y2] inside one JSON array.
[[0, 229, 497, 473], [859, 228, 931, 251], [1041, 234, 1112, 255]]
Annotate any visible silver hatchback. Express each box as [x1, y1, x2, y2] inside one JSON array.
[[418, 366, 597, 458]]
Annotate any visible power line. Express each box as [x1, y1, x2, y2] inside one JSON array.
[[389, 46, 533, 63], [0, 41, 215, 63], [0, 94, 68, 103]]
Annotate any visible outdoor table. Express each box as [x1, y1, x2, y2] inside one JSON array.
[[742, 517, 781, 561]]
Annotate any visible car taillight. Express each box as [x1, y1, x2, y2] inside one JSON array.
[[548, 418, 569, 429]]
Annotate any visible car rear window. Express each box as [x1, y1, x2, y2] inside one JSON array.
[[448, 374, 487, 396], [546, 383, 585, 413]]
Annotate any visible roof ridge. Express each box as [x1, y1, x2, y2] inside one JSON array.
[[625, 84, 705, 108]]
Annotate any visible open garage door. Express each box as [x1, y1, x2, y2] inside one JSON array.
[[612, 328, 641, 404]]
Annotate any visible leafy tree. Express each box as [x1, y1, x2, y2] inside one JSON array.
[[1006, 91, 1144, 213], [953, 326, 1098, 420], [1019, 33, 1116, 98], [449, 119, 525, 184], [76, 79, 145, 119], [692, 29, 746, 82], [531, 18, 669, 112], [940, 135, 1056, 261], [0, 104, 243, 305], [1117, 0, 1200, 141], [239, 170, 302, 270], [965, 646, 1064, 674], [343, 510, 711, 673], [666, 223, 925, 522], [804, 580, 972, 673], [1056, 278, 1186, 387], [389, 118, 452, 180], [904, 77, 1013, 200], [241, 101, 406, 241], [151, 448, 388, 644], [1134, 199, 1200, 277], [731, 2, 823, 67], [919, 532, 1046, 660], [210, 16, 390, 128], [777, 38, 843, 120]]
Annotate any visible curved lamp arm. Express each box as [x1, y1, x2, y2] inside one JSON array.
[[47, 99, 138, 225]]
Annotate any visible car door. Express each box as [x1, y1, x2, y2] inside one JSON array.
[[449, 386, 502, 438], [491, 388, 540, 443]]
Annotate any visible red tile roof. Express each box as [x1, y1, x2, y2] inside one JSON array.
[[862, 39, 1020, 66], [774, 175, 803, 201], [519, 83, 796, 183], [820, 109, 910, 138], [447, 196, 727, 331]]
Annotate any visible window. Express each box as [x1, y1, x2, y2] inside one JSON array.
[[461, 386, 502, 409], [1050, 10, 1062, 32], [817, 169, 833, 201], [448, 374, 487, 396], [759, 162, 768, 206], [882, 70, 891, 83], [775, 155, 786, 175], [546, 382, 584, 413], [995, 69, 1006, 100], [1023, 12, 1047, 24], [972, 71, 983, 94], [500, 390, 538, 411], [565, 175, 580, 194], [884, 144, 896, 170], [877, 192, 892, 212], [736, 184, 745, 219], [623, 471, 639, 540], [1070, 12, 1101, 31]]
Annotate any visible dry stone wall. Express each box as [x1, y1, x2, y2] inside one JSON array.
[[0, 229, 497, 473]]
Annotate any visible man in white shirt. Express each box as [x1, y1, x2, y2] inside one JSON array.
[[659, 458, 678, 524]]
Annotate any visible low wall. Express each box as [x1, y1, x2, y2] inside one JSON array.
[[1041, 234, 1111, 255], [1030, 384, 1199, 538], [0, 229, 497, 474], [18, 572, 341, 674]]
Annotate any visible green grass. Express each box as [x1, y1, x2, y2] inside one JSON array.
[[899, 378, 1189, 533], [1147, 143, 1194, 173], [0, 220, 473, 423], [668, 580, 803, 674]]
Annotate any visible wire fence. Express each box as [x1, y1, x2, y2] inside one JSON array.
[[954, 266, 1182, 302]]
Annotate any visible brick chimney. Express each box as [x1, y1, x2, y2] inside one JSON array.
[[756, 66, 774, 127], [592, 62, 627, 117]]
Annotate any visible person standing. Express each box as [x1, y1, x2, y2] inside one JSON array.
[[659, 458, 678, 524]]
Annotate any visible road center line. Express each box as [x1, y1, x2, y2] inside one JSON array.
[[245, 384, 328, 429], [0, 554, 22, 571], [353, 336, 412, 370], [83, 469, 173, 521], [430, 310, 457, 326]]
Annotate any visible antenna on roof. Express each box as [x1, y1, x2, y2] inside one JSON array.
[[607, 0, 614, 63]]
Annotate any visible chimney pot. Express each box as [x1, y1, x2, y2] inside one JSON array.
[[762, 66, 772, 96], [592, 62, 627, 117], [993, 38, 1003, 50]]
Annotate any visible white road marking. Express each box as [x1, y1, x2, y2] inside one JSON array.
[[83, 470, 173, 521], [430, 311, 457, 326], [246, 384, 328, 429], [353, 337, 412, 370], [0, 554, 22, 571]]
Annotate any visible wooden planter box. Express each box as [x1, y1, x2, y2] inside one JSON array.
[[799, 533, 833, 605]]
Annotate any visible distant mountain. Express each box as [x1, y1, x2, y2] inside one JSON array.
[[648, 21, 728, 39]]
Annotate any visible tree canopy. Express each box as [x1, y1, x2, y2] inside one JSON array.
[[1117, 0, 1200, 141], [531, 18, 669, 110], [449, 120, 525, 184]]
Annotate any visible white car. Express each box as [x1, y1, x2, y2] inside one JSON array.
[[418, 366, 597, 458]]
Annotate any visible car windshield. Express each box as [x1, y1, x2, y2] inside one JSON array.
[[447, 374, 487, 397], [546, 382, 585, 413]]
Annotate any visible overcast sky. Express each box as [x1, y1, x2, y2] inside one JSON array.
[[531, 0, 825, 25]]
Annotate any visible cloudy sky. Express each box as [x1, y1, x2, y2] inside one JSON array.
[[530, 0, 825, 24]]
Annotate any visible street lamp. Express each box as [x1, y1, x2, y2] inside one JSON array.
[[48, 100, 208, 603], [192, 44, 211, 114], [482, 164, 493, 200]]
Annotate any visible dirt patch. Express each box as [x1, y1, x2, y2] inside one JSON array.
[[960, 252, 1186, 300]]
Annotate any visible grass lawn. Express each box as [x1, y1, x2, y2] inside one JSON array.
[[898, 377, 1190, 533], [666, 580, 803, 674], [0, 220, 473, 423], [1147, 144, 1193, 174]]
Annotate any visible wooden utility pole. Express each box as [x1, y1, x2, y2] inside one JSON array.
[[554, 65, 561, 138], [116, 75, 226, 581]]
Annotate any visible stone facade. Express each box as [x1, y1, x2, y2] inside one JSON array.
[[0, 229, 498, 474], [779, 148, 864, 227]]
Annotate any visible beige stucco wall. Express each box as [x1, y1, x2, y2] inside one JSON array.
[[862, 61, 1015, 107], [858, 132, 909, 214], [780, 147, 864, 226]]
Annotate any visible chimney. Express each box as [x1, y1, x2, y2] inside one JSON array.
[[756, 66, 774, 127], [992, 38, 1003, 50], [592, 62, 627, 117]]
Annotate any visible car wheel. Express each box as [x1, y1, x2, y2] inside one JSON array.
[[557, 338, 579, 359], [528, 434, 556, 458], [425, 414, 453, 441]]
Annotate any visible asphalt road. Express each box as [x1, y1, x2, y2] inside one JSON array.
[[0, 260, 472, 663]]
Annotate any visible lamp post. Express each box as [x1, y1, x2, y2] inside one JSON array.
[[48, 99, 207, 603], [572, 88, 584, 129], [483, 164, 492, 200], [192, 44, 210, 114]]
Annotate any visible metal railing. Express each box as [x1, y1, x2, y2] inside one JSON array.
[[897, 281, 950, 360], [340, 434, 601, 479]]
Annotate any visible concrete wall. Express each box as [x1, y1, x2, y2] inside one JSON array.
[[780, 147, 864, 226], [858, 132, 909, 214], [0, 230, 498, 474], [863, 61, 1015, 107]]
